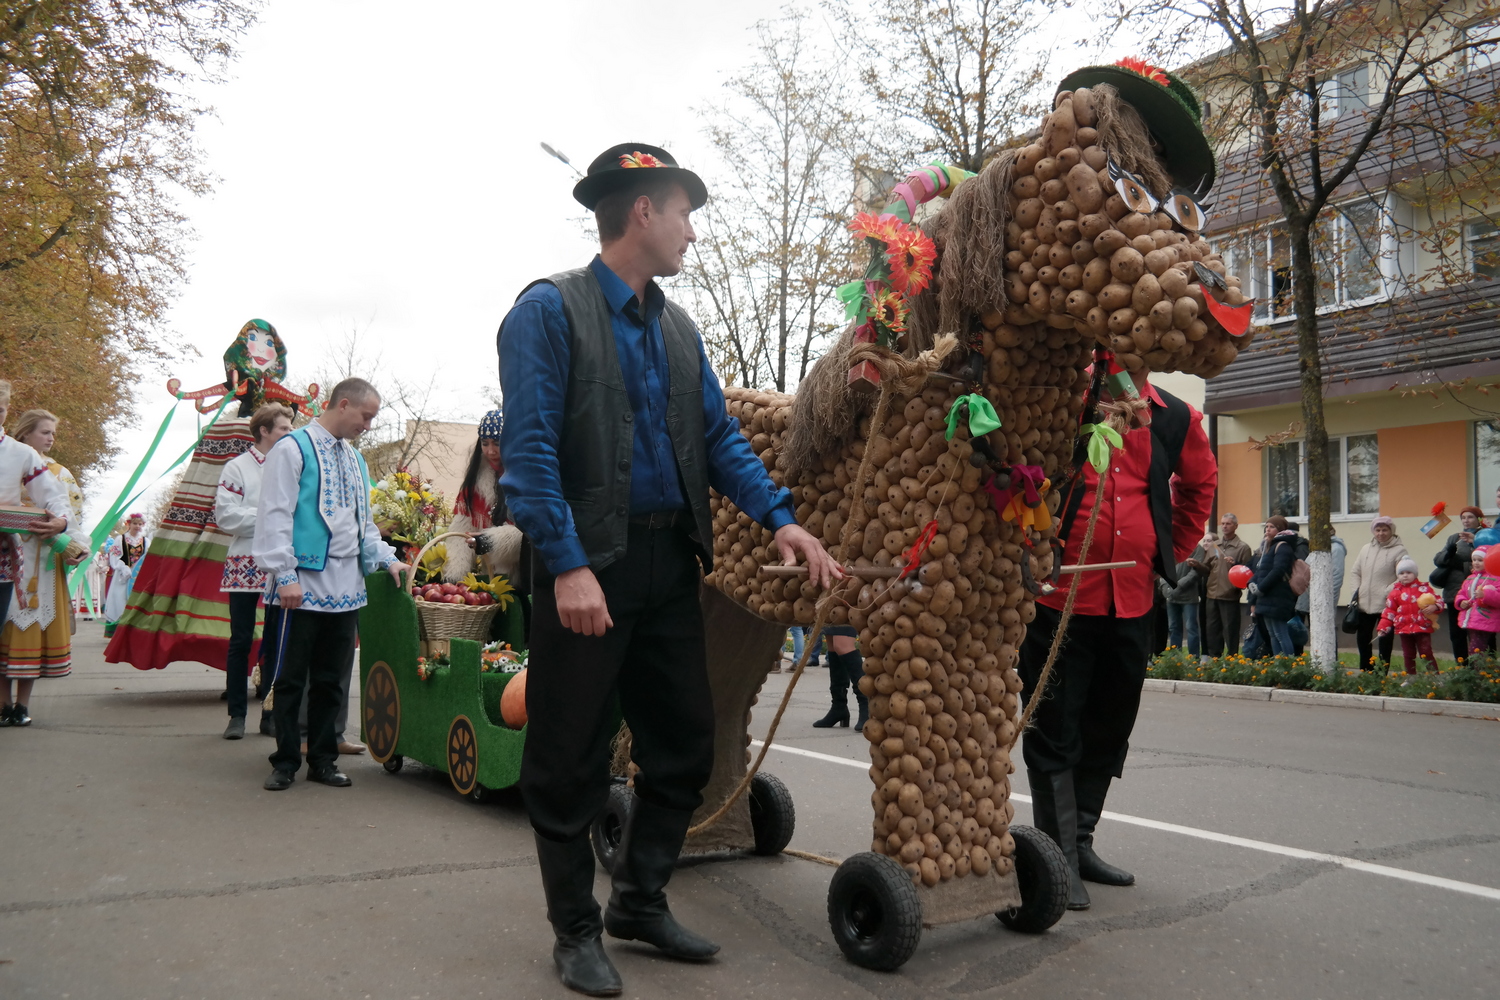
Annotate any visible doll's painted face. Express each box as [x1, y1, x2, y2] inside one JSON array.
[[1397, 569, 1417, 585], [244, 328, 278, 370]]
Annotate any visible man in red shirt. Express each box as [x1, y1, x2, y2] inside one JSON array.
[[1018, 370, 1216, 910]]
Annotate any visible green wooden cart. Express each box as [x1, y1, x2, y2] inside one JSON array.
[[357, 572, 528, 800]]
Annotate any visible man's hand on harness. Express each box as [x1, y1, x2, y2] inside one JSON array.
[[775, 523, 843, 590], [556, 566, 613, 637]]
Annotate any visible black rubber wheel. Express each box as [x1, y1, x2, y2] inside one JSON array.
[[446, 715, 479, 797], [470, 783, 500, 804], [748, 771, 795, 856], [997, 824, 1069, 933], [826, 852, 922, 971], [363, 661, 400, 764], [590, 781, 634, 874], [382, 755, 404, 774]]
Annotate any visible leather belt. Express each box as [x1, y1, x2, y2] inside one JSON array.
[[628, 510, 687, 530]]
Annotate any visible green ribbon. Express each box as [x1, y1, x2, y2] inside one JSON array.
[[945, 394, 1003, 441], [1080, 422, 1125, 474], [836, 280, 868, 324], [67, 392, 235, 595]]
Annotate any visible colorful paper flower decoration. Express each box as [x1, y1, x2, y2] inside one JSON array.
[[619, 151, 664, 169], [886, 226, 937, 296], [849, 211, 901, 244], [836, 162, 974, 365], [870, 290, 909, 333]]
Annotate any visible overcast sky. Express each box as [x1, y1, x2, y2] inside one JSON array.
[[89, 0, 1180, 525]]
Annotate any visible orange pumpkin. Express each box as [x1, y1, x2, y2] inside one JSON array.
[[500, 668, 528, 728]]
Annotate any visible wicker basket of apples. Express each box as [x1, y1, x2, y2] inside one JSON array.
[[408, 532, 502, 641]]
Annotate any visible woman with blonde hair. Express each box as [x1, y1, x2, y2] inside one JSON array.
[[1348, 515, 1409, 672], [0, 398, 80, 726]]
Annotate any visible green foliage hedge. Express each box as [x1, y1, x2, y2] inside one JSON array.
[[1147, 647, 1500, 704]]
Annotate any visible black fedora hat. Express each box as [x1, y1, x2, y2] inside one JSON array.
[[572, 142, 708, 211], [1057, 58, 1216, 193]]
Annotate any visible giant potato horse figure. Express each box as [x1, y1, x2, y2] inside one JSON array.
[[657, 60, 1252, 969]]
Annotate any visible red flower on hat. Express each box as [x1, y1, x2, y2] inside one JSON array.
[[1115, 57, 1171, 87], [885, 225, 937, 296], [619, 151, 664, 169]]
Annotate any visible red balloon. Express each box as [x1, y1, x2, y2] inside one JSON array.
[[1227, 564, 1253, 589], [1486, 548, 1500, 577]]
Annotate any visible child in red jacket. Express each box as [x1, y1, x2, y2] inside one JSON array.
[[1378, 557, 1445, 675]]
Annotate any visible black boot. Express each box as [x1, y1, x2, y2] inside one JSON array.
[[534, 832, 622, 996], [604, 796, 719, 960], [811, 703, 850, 728], [1027, 769, 1089, 910], [1075, 770, 1135, 886], [840, 650, 869, 731]]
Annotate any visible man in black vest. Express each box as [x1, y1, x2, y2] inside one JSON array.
[[1018, 363, 1216, 911], [497, 143, 839, 997]]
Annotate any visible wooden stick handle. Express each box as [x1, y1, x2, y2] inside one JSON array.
[[759, 560, 1135, 580]]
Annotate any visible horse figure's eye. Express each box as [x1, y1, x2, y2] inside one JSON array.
[[1163, 191, 1210, 233], [1108, 159, 1158, 215]]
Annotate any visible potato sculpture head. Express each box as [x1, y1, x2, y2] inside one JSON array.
[[701, 59, 1251, 889]]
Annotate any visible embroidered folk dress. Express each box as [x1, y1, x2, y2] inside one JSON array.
[[215, 445, 269, 593], [0, 437, 75, 678], [254, 420, 396, 612]]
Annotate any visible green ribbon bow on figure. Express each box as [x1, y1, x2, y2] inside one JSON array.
[[1079, 422, 1125, 473], [945, 393, 1002, 441]]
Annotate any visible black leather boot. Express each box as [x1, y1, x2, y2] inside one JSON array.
[[604, 796, 719, 960], [1075, 769, 1135, 886], [534, 832, 622, 996], [842, 650, 869, 730], [1028, 769, 1089, 910]]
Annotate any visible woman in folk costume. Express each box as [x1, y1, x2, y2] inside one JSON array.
[[102, 513, 148, 636], [215, 403, 295, 740], [445, 410, 526, 640], [0, 396, 76, 728], [443, 408, 523, 583]]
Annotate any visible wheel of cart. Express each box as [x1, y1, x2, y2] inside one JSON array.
[[995, 825, 1070, 933]]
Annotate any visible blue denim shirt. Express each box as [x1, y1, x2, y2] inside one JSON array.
[[498, 256, 795, 575]]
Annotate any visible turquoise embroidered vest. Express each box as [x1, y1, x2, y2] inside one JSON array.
[[289, 427, 372, 571]]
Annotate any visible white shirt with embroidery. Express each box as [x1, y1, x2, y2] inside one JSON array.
[[0, 434, 70, 588], [252, 420, 395, 612], [215, 445, 268, 593]]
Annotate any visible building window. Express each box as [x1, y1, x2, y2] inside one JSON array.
[[1477, 421, 1500, 510], [1468, 220, 1500, 279], [1462, 20, 1499, 73], [1320, 63, 1370, 118], [1265, 434, 1380, 519], [1221, 199, 1388, 321]]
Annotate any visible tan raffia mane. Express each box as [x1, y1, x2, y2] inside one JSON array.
[[1088, 83, 1174, 198]]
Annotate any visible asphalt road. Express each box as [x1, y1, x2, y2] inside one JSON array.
[[2, 621, 1497, 999]]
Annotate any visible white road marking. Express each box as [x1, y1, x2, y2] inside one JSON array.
[[750, 740, 1500, 903]]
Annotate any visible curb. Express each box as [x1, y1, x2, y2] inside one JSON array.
[[1142, 678, 1499, 720]]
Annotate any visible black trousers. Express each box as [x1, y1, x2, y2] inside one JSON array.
[[225, 593, 276, 719], [1017, 604, 1152, 778], [1203, 598, 1242, 657], [268, 608, 359, 774], [520, 524, 714, 843], [1445, 604, 1468, 662], [1355, 610, 1395, 670]]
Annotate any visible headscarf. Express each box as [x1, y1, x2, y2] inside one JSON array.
[[478, 408, 504, 441], [1370, 515, 1395, 532]]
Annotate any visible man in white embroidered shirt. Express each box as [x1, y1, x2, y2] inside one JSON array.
[[253, 378, 408, 791]]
